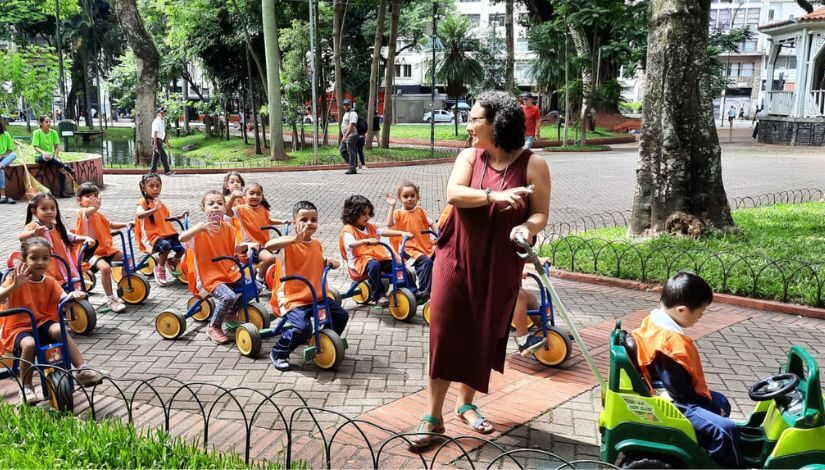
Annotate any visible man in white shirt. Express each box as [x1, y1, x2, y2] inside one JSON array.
[[151, 107, 173, 175], [339, 99, 359, 175]]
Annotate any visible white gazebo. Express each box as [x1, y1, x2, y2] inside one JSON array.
[[757, 6, 825, 146]]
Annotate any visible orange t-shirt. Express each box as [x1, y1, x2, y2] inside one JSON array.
[[75, 210, 120, 257], [280, 239, 325, 311], [23, 221, 78, 284], [437, 204, 453, 228], [392, 207, 434, 259], [234, 204, 271, 246], [632, 314, 712, 400], [183, 222, 241, 296], [522, 104, 541, 137], [134, 198, 177, 252], [0, 276, 64, 355], [339, 223, 390, 277]]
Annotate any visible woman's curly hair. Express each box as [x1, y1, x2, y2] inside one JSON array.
[[341, 195, 374, 226], [475, 91, 526, 152]]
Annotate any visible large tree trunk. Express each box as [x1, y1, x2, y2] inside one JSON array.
[[381, 0, 400, 148], [568, 26, 591, 146], [261, 0, 287, 160], [505, 0, 515, 92], [182, 66, 190, 133], [80, 51, 94, 129], [332, 0, 345, 141], [111, 0, 160, 165], [366, 0, 387, 150], [246, 49, 262, 154], [629, 0, 734, 235]]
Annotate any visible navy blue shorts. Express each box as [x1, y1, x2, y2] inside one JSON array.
[[152, 234, 184, 255], [13, 320, 56, 357]]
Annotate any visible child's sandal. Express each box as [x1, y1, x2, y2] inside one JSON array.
[[408, 414, 445, 450], [455, 403, 494, 434]]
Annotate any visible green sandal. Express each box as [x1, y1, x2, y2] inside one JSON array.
[[408, 414, 445, 450], [455, 404, 494, 434]]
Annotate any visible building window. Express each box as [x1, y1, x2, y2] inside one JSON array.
[[740, 62, 754, 77], [742, 40, 757, 52], [463, 14, 480, 26], [394, 64, 412, 78], [768, 9, 775, 20], [727, 62, 740, 77], [488, 13, 506, 28], [718, 9, 731, 28], [516, 38, 529, 52]]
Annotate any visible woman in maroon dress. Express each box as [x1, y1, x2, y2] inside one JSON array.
[[410, 91, 550, 448]]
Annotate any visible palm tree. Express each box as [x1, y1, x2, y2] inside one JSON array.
[[435, 15, 482, 136]]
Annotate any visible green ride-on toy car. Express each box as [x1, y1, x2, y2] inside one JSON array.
[[599, 321, 825, 468]]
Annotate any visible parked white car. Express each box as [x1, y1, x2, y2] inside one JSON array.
[[423, 110, 455, 123]]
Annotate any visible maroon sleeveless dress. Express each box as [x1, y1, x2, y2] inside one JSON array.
[[429, 148, 532, 393]]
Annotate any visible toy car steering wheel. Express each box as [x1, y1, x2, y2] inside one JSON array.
[[748, 373, 800, 401]]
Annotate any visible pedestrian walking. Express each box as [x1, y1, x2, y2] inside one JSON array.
[[726, 106, 736, 127], [340, 100, 359, 175], [151, 108, 174, 175]]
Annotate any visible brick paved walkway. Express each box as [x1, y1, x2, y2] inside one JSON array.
[[0, 136, 823, 467]]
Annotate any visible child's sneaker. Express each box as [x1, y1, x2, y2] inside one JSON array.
[[165, 261, 180, 280], [107, 295, 126, 313], [270, 350, 291, 371], [18, 385, 39, 405], [207, 325, 229, 344], [76, 367, 107, 387], [517, 335, 548, 356], [153, 266, 168, 287]]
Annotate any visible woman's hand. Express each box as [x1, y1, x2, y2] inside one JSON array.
[[509, 224, 532, 245], [491, 186, 533, 211]]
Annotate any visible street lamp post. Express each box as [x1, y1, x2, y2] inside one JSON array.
[[430, 2, 438, 159]]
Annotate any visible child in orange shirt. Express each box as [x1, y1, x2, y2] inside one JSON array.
[[135, 173, 187, 287], [384, 181, 438, 297], [180, 190, 258, 345], [0, 238, 105, 404], [340, 195, 412, 303], [265, 200, 349, 371], [223, 171, 246, 209], [19, 192, 96, 289], [74, 183, 129, 313], [228, 182, 288, 287]]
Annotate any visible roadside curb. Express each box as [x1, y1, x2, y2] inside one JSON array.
[[549, 268, 825, 320]]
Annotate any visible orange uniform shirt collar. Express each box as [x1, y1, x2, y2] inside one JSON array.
[[632, 310, 712, 400]]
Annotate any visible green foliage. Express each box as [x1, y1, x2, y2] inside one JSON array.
[[468, 28, 508, 95], [592, 79, 622, 111], [0, 404, 256, 468], [435, 15, 483, 99], [0, 46, 63, 117], [706, 26, 755, 97], [279, 19, 312, 127], [106, 51, 137, 114], [543, 202, 825, 306], [619, 101, 642, 114]]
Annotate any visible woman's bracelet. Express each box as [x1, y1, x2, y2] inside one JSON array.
[[485, 188, 492, 204]]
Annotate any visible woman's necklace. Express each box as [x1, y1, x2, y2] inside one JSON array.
[[477, 151, 516, 191]]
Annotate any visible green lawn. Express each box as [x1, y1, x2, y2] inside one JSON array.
[[0, 404, 260, 468], [303, 123, 618, 142], [544, 144, 611, 152], [542, 202, 825, 306]]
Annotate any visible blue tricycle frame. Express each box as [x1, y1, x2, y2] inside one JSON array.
[[153, 248, 271, 342], [0, 298, 82, 412], [336, 238, 419, 322], [235, 265, 348, 370], [49, 242, 98, 336], [521, 262, 574, 366], [109, 225, 153, 305]]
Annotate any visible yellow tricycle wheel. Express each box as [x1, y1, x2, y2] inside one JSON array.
[[155, 309, 186, 339], [83, 271, 96, 292], [66, 300, 97, 336], [327, 287, 342, 305], [117, 273, 151, 305], [139, 254, 157, 277], [241, 302, 271, 330], [533, 326, 573, 367], [511, 316, 536, 330], [189, 297, 215, 322], [111, 265, 123, 283], [352, 281, 370, 305], [236, 323, 262, 357], [422, 301, 431, 325], [388, 288, 417, 322], [310, 329, 345, 370]]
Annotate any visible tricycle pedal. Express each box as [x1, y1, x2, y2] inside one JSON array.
[[303, 347, 317, 361], [342, 338, 349, 350], [223, 320, 241, 331]]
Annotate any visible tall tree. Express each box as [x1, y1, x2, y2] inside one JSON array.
[[111, 0, 160, 164], [380, 0, 400, 148], [332, 0, 345, 139], [505, 0, 515, 92], [261, 0, 287, 160], [629, 0, 733, 235], [365, 0, 387, 150], [435, 15, 482, 136]]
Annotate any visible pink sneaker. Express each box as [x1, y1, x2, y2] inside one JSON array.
[[154, 266, 168, 287], [207, 325, 229, 344]]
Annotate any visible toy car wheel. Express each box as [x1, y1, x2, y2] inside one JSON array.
[[620, 454, 677, 468], [155, 309, 186, 339], [310, 328, 345, 370], [189, 297, 215, 322], [388, 287, 417, 322], [45, 368, 74, 413], [241, 302, 271, 330], [352, 281, 371, 305], [326, 287, 342, 305], [66, 299, 97, 336], [117, 273, 151, 305], [83, 271, 96, 292], [533, 326, 572, 366], [422, 301, 431, 325], [236, 323, 262, 357], [139, 254, 158, 277]]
